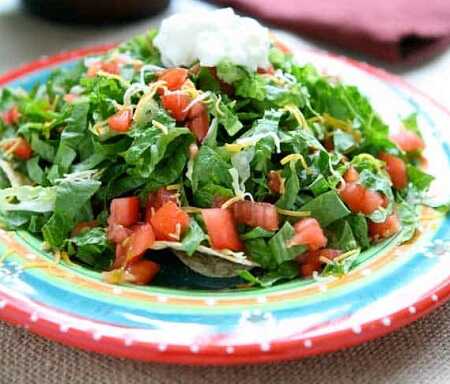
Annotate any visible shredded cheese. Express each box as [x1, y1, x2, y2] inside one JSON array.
[[276, 208, 310, 217], [152, 120, 169, 135], [280, 153, 309, 170], [224, 143, 249, 153], [182, 91, 211, 113], [283, 104, 309, 130], [181, 206, 202, 214]]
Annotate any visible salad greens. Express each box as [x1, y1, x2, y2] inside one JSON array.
[[0, 26, 441, 289]]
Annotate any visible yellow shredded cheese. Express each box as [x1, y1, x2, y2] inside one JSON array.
[[280, 153, 309, 170], [224, 143, 249, 153], [221, 195, 245, 210], [152, 120, 169, 135]]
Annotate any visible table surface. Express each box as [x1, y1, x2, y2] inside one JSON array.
[[0, 0, 449, 383]]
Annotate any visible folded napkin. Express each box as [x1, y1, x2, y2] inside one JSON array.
[[214, 0, 450, 64]]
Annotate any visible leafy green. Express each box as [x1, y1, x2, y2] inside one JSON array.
[[347, 214, 370, 249], [268, 221, 306, 265], [407, 165, 434, 191], [327, 220, 357, 251], [300, 190, 350, 227], [66, 227, 114, 270], [181, 218, 206, 256]]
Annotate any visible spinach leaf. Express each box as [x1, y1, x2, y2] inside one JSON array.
[[300, 190, 350, 227], [241, 227, 275, 240], [192, 145, 232, 193], [407, 165, 434, 191], [181, 218, 206, 256], [327, 220, 358, 251], [347, 214, 370, 249], [66, 227, 114, 270], [268, 221, 306, 265]]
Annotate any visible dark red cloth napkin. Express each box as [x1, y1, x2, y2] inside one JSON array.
[[214, 0, 450, 64]]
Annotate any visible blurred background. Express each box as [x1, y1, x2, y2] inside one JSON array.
[[0, 0, 449, 102]]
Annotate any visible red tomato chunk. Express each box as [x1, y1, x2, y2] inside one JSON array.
[[289, 218, 327, 251], [368, 213, 401, 240], [108, 197, 140, 227], [150, 201, 190, 241], [108, 109, 133, 133], [379, 152, 408, 189], [201, 208, 243, 251], [126, 259, 160, 285], [231, 200, 279, 231]]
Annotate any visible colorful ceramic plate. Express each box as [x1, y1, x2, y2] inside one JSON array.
[[0, 45, 449, 365]]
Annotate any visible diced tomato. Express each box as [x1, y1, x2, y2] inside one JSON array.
[[2, 106, 20, 125], [126, 259, 160, 285], [231, 200, 279, 231], [86, 62, 102, 77], [63, 93, 79, 103], [125, 223, 155, 263], [340, 182, 384, 215], [187, 102, 206, 120], [1, 138, 33, 160], [211, 196, 229, 208], [343, 166, 359, 183], [101, 60, 121, 75], [368, 213, 401, 239], [150, 201, 190, 241], [161, 92, 191, 121], [257, 65, 275, 75], [299, 248, 341, 277], [201, 208, 243, 251], [108, 196, 140, 227], [268, 170, 283, 194], [158, 68, 188, 91], [71, 220, 98, 237], [145, 188, 178, 222], [187, 109, 209, 142], [391, 130, 424, 152], [108, 109, 133, 133], [107, 223, 133, 244], [87, 60, 121, 77], [379, 152, 408, 189], [289, 218, 327, 251]]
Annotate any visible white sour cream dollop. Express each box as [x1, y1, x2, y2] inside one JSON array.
[[154, 8, 270, 71]]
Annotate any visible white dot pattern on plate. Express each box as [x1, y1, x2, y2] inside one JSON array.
[[0, 299, 7, 309], [112, 287, 123, 295], [92, 331, 102, 341], [25, 253, 37, 260], [158, 343, 167, 352], [260, 342, 270, 352], [190, 344, 200, 353], [361, 268, 372, 276], [205, 298, 216, 306], [30, 312, 39, 322], [304, 339, 312, 348], [257, 296, 267, 304], [352, 325, 362, 334], [409, 306, 417, 314], [431, 294, 438, 302], [382, 317, 391, 326], [157, 295, 168, 303], [59, 324, 69, 333], [225, 346, 235, 354]]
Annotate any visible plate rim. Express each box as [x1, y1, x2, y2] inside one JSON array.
[[0, 44, 448, 365]]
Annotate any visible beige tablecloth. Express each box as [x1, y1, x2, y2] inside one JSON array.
[[1, 303, 449, 384]]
